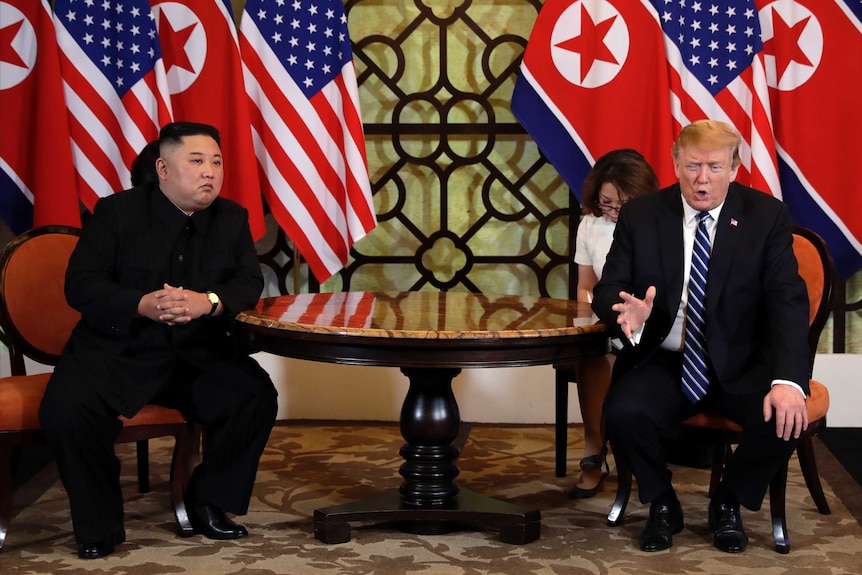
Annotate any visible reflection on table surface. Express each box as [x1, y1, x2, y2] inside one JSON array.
[[238, 290, 603, 338]]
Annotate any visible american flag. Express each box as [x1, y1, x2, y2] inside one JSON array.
[[54, 0, 172, 210], [239, 0, 376, 283], [656, 0, 780, 197]]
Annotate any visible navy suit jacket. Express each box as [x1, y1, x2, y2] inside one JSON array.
[[592, 182, 810, 397]]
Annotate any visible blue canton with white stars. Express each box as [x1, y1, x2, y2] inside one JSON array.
[[245, 0, 354, 99], [653, 0, 763, 95], [56, 0, 162, 97]]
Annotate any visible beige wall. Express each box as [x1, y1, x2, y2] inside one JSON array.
[[253, 352, 861, 427]]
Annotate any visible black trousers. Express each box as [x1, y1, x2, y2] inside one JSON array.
[[39, 356, 278, 545], [603, 349, 798, 511]]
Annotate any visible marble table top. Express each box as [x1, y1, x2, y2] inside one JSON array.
[[237, 291, 605, 340]]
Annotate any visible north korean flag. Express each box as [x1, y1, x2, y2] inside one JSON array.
[[0, 0, 80, 234], [512, 0, 677, 199], [151, 0, 266, 240], [758, 0, 862, 278]]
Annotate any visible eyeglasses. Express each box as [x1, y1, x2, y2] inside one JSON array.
[[598, 200, 628, 213]]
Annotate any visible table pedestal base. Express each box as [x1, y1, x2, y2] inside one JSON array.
[[313, 366, 541, 545], [313, 488, 541, 544]]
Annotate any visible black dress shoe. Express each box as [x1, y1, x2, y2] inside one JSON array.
[[78, 530, 126, 559], [639, 497, 684, 552], [188, 502, 249, 540], [709, 500, 748, 553]]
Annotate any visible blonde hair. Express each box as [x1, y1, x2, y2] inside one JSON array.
[[672, 120, 742, 168]]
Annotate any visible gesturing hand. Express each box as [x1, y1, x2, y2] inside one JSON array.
[[611, 286, 656, 340]]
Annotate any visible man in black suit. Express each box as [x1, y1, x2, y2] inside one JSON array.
[[40, 122, 278, 559], [594, 120, 810, 553]]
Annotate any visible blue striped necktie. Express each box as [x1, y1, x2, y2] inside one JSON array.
[[682, 211, 712, 403]]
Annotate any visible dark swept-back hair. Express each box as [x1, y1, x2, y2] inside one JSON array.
[[581, 148, 659, 217], [158, 121, 221, 151]]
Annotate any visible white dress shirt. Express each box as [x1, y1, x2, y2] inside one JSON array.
[[662, 201, 722, 352]]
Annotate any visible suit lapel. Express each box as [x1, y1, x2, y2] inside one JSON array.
[[706, 183, 745, 310], [658, 188, 685, 314]]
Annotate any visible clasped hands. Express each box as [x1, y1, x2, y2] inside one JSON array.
[[612, 286, 808, 441], [138, 283, 209, 326]]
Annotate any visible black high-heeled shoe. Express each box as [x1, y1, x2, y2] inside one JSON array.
[[578, 444, 608, 472], [568, 445, 609, 499], [567, 471, 608, 499]]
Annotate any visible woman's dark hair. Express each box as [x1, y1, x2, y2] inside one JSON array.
[[581, 148, 659, 217], [130, 139, 160, 188]]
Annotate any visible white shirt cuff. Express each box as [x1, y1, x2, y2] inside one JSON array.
[[771, 379, 807, 400], [628, 323, 645, 346]]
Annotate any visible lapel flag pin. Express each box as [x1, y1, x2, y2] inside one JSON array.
[[730, 218, 739, 227]]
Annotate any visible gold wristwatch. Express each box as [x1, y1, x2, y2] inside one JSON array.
[[206, 291, 220, 316]]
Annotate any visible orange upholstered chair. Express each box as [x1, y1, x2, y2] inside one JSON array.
[[0, 226, 198, 552], [605, 225, 834, 554]]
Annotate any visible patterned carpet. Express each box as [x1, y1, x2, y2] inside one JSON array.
[[5, 422, 862, 574]]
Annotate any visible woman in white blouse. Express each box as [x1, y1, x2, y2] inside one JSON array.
[[570, 149, 659, 498]]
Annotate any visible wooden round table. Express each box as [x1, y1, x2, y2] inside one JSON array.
[[236, 291, 609, 544]]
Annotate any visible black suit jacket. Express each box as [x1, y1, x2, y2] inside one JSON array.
[[57, 185, 264, 417], [592, 182, 810, 396]]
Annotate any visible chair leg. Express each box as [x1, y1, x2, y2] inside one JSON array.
[[0, 446, 13, 553], [171, 424, 198, 537], [136, 439, 150, 493], [607, 452, 631, 525], [555, 369, 569, 478], [769, 460, 790, 554], [796, 436, 831, 515]]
